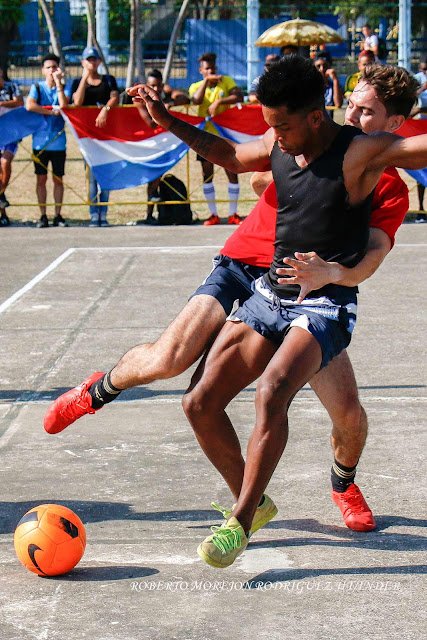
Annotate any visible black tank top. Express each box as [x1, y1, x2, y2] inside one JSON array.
[[265, 125, 374, 301]]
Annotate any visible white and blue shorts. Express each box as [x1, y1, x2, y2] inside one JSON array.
[[230, 277, 357, 370]]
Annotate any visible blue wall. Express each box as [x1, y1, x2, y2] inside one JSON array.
[[186, 16, 347, 88]]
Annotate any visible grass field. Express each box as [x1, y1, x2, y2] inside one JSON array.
[[3, 106, 422, 227]]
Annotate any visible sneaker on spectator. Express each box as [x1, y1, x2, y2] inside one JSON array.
[[0, 192, 10, 208], [36, 215, 49, 228], [0, 212, 10, 226], [415, 212, 426, 223], [53, 214, 68, 227], [203, 214, 220, 226], [228, 213, 243, 225], [100, 220, 110, 227]]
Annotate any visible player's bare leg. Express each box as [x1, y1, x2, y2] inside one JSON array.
[[310, 350, 375, 531], [44, 295, 226, 433], [183, 320, 277, 499]]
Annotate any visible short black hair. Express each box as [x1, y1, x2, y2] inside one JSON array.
[[147, 69, 163, 82], [199, 52, 216, 66], [42, 53, 60, 66], [257, 55, 325, 114]]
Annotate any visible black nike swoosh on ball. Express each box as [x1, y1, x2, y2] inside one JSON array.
[[28, 544, 47, 575]]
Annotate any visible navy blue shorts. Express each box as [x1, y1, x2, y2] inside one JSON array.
[[190, 254, 268, 315], [231, 277, 357, 370]]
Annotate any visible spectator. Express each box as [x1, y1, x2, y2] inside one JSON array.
[[129, 69, 189, 224], [360, 24, 379, 61], [189, 52, 244, 226], [26, 54, 70, 228], [0, 65, 23, 226], [314, 53, 343, 118], [412, 58, 427, 222], [280, 45, 298, 56], [72, 47, 120, 227], [344, 50, 376, 101], [248, 54, 281, 104]]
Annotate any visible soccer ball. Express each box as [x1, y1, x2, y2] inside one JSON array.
[[14, 504, 86, 576]]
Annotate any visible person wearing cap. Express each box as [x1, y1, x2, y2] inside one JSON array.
[[71, 46, 120, 226], [248, 54, 281, 104]]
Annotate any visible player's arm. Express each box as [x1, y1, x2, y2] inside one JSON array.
[[250, 170, 273, 196], [129, 83, 272, 173], [367, 132, 427, 171], [345, 133, 427, 204], [277, 228, 391, 304]]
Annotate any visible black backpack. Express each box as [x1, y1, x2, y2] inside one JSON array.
[[157, 174, 193, 225]]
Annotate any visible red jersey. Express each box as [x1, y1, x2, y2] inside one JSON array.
[[221, 168, 409, 267]]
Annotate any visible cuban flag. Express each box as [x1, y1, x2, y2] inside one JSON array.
[[61, 104, 269, 190], [0, 106, 51, 143]]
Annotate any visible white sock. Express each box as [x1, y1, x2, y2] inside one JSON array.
[[228, 182, 240, 216], [203, 182, 217, 215]]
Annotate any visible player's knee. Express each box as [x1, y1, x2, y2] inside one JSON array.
[[256, 374, 293, 415], [182, 388, 205, 422], [333, 396, 363, 429]]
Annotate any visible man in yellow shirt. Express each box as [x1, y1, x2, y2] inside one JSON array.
[[189, 52, 244, 225]]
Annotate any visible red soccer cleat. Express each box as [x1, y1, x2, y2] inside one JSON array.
[[228, 213, 243, 225], [203, 214, 220, 226], [44, 372, 105, 434], [332, 484, 376, 532]]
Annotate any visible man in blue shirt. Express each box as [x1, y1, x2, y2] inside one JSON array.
[[26, 54, 70, 228], [0, 65, 23, 225]]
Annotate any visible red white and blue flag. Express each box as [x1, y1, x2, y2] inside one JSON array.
[[61, 104, 269, 190]]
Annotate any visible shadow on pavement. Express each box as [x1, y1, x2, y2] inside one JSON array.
[[0, 500, 220, 534], [243, 563, 427, 588]]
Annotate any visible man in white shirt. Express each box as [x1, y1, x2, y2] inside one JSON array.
[[361, 24, 379, 61]]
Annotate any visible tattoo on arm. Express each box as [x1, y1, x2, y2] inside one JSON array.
[[169, 118, 226, 160]]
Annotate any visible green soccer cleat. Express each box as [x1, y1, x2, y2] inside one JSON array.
[[197, 517, 248, 568], [211, 494, 278, 535]]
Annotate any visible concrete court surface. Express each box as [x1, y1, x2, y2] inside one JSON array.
[[0, 222, 426, 640]]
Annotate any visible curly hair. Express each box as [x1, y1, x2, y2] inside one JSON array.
[[362, 64, 419, 118], [256, 55, 325, 114]]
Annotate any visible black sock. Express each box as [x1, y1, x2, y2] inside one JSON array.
[[331, 458, 357, 493], [89, 371, 122, 409]]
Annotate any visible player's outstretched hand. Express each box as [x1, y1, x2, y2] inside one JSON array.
[[276, 251, 340, 304], [126, 83, 172, 129]]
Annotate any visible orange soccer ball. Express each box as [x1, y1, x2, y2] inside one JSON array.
[[14, 504, 86, 576]]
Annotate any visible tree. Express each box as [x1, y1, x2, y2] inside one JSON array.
[[38, 0, 65, 69], [85, 0, 109, 73], [163, 0, 191, 84], [126, 0, 145, 87], [0, 0, 28, 76]]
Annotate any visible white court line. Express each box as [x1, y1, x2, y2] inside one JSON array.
[[0, 248, 76, 315], [0, 242, 424, 317], [0, 245, 222, 315]]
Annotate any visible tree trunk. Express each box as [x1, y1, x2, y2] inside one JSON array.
[[127, 0, 145, 87], [0, 24, 17, 79], [134, 0, 144, 83], [38, 0, 65, 69], [85, 0, 110, 74], [163, 0, 190, 84]]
